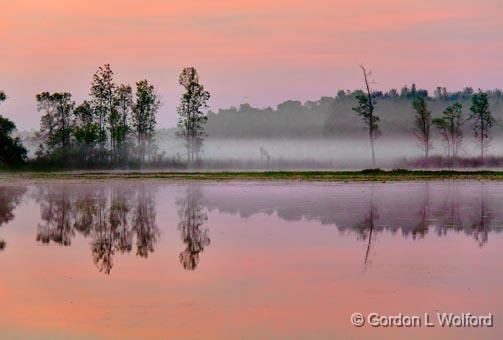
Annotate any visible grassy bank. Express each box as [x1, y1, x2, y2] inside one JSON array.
[[2, 169, 503, 182]]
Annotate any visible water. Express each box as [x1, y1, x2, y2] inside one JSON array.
[[0, 181, 502, 339]]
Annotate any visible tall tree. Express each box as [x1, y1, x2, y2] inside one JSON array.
[[412, 96, 432, 159], [433, 102, 466, 160], [36, 92, 57, 155], [469, 90, 494, 161], [36, 92, 74, 159], [52, 92, 74, 157], [352, 65, 379, 166], [73, 100, 100, 163], [114, 84, 133, 163], [90, 64, 116, 159], [132, 80, 160, 164], [176, 67, 211, 164], [0, 93, 27, 166]]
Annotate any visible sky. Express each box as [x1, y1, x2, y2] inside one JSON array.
[[1, 0, 503, 130]]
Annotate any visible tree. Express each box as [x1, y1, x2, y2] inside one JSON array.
[[469, 90, 494, 161], [176, 67, 211, 164], [36, 92, 74, 159], [352, 65, 379, 166], [132, 80, 160, 164], [114, 84, 133, 163], [36, 92, 57, 155], [73, 100, 100, 163], [0, 94, 27, 166], [433, 102, 466, 160], [52, 92, 74, 158], [90, 64, 116, 159], [412, 96, 432, 159]]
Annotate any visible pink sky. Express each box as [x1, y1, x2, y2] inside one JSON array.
[[1, 0, 503, 130]]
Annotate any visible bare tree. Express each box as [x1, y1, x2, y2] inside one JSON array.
[[352, 65, 380, 166]]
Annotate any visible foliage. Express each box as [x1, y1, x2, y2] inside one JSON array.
[[176, 67, 211, 164], [469, 90, 494, 160], [31, 65, 160, 168], [132, 80, 160, 163], [412, 96, 432, 159], [0, 92, 27, 166], [433, 102, 465, 159], [352, 65, 379, 166]]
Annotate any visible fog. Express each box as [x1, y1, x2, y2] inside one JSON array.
[[154, 136, 503, 170]]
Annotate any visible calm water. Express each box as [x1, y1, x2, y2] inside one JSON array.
[[0, 181, 502, 339]]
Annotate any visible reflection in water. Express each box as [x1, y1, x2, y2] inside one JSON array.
[[353, 185, 379, 265], [204, 182, 503, 247], [33, 185, 159, 274], [0, 186, 26, 251], [176, 184, 210, 270], [0, 181, 502, 273]]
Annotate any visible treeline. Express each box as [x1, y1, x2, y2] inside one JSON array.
[[34, 64, 161, 167], [0, 65, 211, 169], [204, 85, 503, 138]]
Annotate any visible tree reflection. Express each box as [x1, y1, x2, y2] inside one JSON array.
[[412, 182, 431, 240], [36, 188, 74, 246], [176, 184, 210, 270], [353, 185, 379, 265], [33, 184, 159, 274], [470, 183, 493, 247], [0, 186, 26, 251]]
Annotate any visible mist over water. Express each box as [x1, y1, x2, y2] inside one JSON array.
[[154, 136, 503, 169]]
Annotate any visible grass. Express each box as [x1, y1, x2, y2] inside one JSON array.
[[3, 169, 503, 182]]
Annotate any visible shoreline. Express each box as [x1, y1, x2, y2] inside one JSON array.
[[2, 169, 503, 182]]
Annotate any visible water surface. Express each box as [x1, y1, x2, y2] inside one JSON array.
[[0, 181, 502, 339]]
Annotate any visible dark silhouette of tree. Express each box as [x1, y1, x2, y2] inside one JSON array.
[[176, 184, 210, 270], [36, 92, 75, 160], [469, 90, 494, 161], [114, 84, 133, 163], [433, 102, 466, 162], [352, 65, 379, 166], [412, 96, 432, 159], [90, 64, 116, 160], [132, 80, 160, 164], [0, 95, 27, 165], [0, 186, 26, 251], [73, 100, 100, 164], [176, 67, 211, 164], [36, 92, 57, 156]]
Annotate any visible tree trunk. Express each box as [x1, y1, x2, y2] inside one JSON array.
[[370, 132, 376, 167]]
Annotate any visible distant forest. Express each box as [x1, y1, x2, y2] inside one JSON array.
[[196, 86, 503, 138]]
